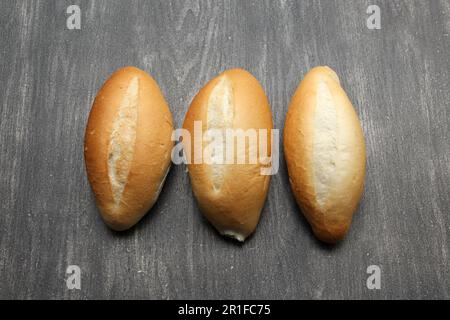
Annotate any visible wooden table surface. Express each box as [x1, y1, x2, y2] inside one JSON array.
[[0, 0, 449, 299]]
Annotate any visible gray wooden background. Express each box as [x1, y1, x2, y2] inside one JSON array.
[[0, 0, 449, 300]]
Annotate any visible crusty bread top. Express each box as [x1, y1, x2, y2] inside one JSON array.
[[284, 66, 366, 243], [84, 66, 174, 230], [183, 68, 273, 241]]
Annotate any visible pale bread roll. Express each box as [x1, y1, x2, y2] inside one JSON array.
[[84, 66, 174, 230], [182, 69, 273, 241], [284, 66, 366, 243]]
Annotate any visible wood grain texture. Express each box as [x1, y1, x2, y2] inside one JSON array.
[[0, 0, 449, 299]]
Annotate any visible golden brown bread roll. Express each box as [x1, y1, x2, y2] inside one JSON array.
[[284, 66, 366, 244], [84, 66, 174, 231], [182, 69, 273, 241]]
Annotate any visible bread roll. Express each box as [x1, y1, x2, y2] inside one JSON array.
[[284, 66, 366, 244], [84, 66, 174, 231], [182, 69, 273, 241]]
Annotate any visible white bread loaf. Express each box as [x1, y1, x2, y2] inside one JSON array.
[[182, 69, 273, 241], [84, 66, 174, 231], [284, 66, 366, 244]]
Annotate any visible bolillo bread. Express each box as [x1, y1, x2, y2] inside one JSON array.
[[182, 69, 273, 242], [84, 66, 174, 231], [284, 66, 366, 244]]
